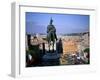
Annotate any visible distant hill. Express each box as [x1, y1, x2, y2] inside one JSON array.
[[61, 32, 89, 36]]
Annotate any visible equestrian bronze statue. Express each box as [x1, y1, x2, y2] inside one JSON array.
[[47, 18, 57, 52]]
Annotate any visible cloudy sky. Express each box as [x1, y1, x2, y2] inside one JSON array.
[[26, 12, 89, 35]]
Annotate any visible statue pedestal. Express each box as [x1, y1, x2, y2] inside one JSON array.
[[42, 52, 61, 66], [43, 52, 60, 59]]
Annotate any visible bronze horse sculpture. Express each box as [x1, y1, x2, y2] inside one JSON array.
[[47, 18, 57, 52]]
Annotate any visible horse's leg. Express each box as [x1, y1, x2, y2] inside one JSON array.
[[48, 42, 50, 52], [52, 41, 54, 53]]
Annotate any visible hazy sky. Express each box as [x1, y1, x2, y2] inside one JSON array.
[[26, 12, 89, 35]]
